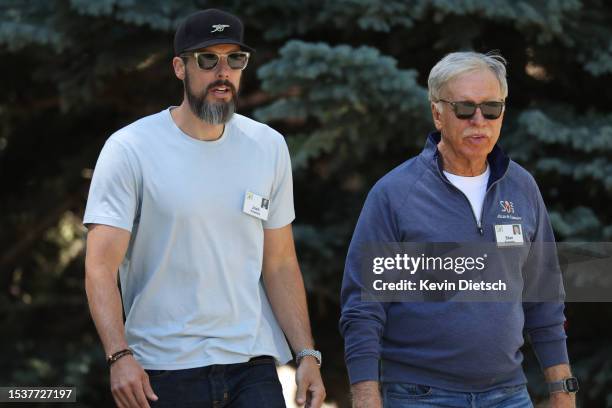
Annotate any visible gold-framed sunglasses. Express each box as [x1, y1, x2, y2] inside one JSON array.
[[181, 51, 250, 71]]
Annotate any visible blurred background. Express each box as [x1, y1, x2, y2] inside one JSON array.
[[1, 0, 611, 406]]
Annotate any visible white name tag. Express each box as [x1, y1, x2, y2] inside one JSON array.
[[494, 224, 524, 247], [243, 191, 269, 221]]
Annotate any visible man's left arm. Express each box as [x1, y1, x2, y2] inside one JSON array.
[[523, 178, 575, 408], [544, 364, 575, 407], [262, 224, 326, 408]]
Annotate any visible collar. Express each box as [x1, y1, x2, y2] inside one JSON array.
[[421, 131, 510, 189]]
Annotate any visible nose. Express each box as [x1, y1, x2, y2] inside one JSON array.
[[215, 56, 231, 79], [469, 106, 487, 125]]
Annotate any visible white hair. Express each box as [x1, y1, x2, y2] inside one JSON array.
[[428, 51, 508, 104]]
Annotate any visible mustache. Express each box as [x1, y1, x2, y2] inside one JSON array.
[[205, 80, 237, 95]]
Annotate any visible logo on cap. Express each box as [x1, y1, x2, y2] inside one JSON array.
[[211, 24, 230, 33]]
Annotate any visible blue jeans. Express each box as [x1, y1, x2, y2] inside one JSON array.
[[146, 356, 286, 407], [382, 382, 534, 408]]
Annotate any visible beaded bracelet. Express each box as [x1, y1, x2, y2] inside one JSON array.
[[107, 348, 134, 366]]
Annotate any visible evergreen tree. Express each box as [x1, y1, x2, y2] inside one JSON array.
[[1, 1, 610, 406]]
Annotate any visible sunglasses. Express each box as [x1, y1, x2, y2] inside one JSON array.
[[438, 99, 505, 120], [182, 51, 250, 71]]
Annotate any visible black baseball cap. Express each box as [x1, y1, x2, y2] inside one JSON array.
[[174, 9, 255, 55]]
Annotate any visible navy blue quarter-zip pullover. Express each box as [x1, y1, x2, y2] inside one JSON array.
[[340, 132, 568, 392]]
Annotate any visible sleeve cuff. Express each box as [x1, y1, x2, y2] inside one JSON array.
[[263, 213, 295, 230], [82, 215, 133, 232], [346, 356, 380, 385], [532, 338, 569, 369]]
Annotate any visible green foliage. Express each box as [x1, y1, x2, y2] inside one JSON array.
[[68, 0, 187, 30], [308, 0, 419, 32], [1, 0, 612, 406], [256, 40, 429, 169], [0, 1, 66, 51], [506, 108, 612, 242]]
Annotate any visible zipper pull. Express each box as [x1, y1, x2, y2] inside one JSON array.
[[477, 224, 484, 236]]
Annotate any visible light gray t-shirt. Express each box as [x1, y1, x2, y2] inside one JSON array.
[[83, 108, 294, 369]]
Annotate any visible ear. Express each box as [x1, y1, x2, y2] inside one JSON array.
[[431, 102, 443, 131], [172, 56, 186, 80]]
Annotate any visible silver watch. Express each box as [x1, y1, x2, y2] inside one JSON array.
[[547, 377, 579, 393], [295, 349, 322, 367]]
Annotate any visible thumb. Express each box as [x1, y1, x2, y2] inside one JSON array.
[[143, 375, 158, 401]]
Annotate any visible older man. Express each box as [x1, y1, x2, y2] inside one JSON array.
[[84, 9, 325, 408], [340, 52, 577, 407]]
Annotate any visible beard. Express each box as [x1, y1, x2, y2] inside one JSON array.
[[184, 71, 237, 125]]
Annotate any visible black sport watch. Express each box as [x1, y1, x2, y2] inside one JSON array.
[[547, 377, 579, 394]]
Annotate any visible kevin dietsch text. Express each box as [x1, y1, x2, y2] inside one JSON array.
[[371, 253, 507, 292], [373, 279, 507, 292]]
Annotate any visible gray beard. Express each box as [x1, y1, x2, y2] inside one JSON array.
[[184, 74, 236, 125], [193, 98, 235, 125]]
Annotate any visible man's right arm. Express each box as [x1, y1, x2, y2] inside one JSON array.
[[340, 183, 397, 408], [85, 224, 157, 408]]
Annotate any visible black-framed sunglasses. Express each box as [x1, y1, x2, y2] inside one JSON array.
[[438, 99, 505, 120], [181, 51, 250, 71]]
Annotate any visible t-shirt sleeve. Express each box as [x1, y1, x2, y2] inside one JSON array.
[[83, 139, 141, 232], [263, 134, 295, 229]]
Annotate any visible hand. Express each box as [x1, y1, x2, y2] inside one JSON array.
[[295, 357, 326, 408], [109, 356, 158, 408], [548, 392, 576, 408], [351, 381, 382, 408]]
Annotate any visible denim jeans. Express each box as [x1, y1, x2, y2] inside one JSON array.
[[382, 382, 534, 408], [145, 356, 286, 408]]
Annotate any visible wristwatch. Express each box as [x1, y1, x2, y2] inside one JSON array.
[[547, 377, 579, 393], [295, 349, 322, 367]]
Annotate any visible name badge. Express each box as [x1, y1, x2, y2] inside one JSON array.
[[243, 191, 270, 221], [494, 224, 524, 247]]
